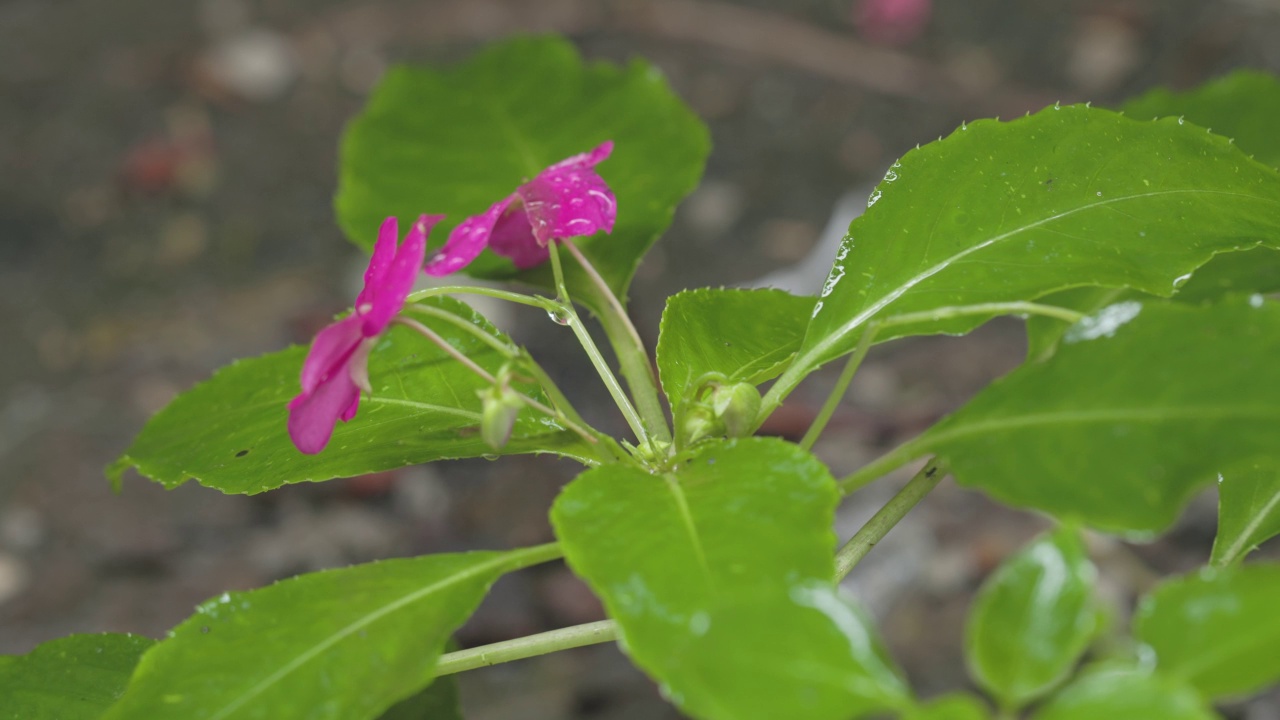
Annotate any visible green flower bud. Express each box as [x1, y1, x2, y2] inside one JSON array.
[[680, 405, 725, 446], [709, 382, 761, 438], [478, 385, 524, 451]]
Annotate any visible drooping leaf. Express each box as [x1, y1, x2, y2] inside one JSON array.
[[785, 103, 1280, 395], [104, 547, 551, 720], [1134, 562, 1280, 699], [0, 633, 154, 720], [904, 693, 990, 720], [376, 674, 461, 720], [1032, 664, 1220, 720], [1122, 69, 1280, 170], [337, 36, 709, 305], [1026, 247, 1280, 360], [903, 299, 1280, 534], [656, 288, 815, 403], [1211, 460, 1280, 565], [965, 526, 1099, 709], [551, 438, 910, 720], [109, 295, 597, 495]]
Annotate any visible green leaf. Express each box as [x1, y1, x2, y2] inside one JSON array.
[[904, 693, 990, 720], [656, 288, 815, 403], [376, 675, 461, 720], [789, 103, 1280, 384], [336, 36, 709, 303], [1212, 460, 1280, 565], [964, 527, 1099, 709], [109, 296, 596, 495], [1026, 246, 1280, 360], [911, 299, 1280, 534], [0, 633, 154, 720], [1123, 70, 1280, 170], [551, 438, 909, 720], [1134, 562, 1280, 698], [105, 547, 550, 720], [1032, 664, 1220, 720]]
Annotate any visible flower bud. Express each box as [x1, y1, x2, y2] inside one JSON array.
[[478, 385, 524, 451], [680, 405, 725, 447], [709, 382, 761, 438]]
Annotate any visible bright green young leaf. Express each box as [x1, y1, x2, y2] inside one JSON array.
[[1033, 664, 1220, 720], [965, 526, 1098, 709], [1123, 70, 1280, 170], [904, 693, 990, 720], [109, 296, 597, 495], [907, 300, 1280, 534], [1134, 562, 1280, 698], [336, 36, 709, 305], [551, 438, 910, 720], [1211, 460, 1280, 565], [376, 674, 461, 720], [787, 103, 1280, 391], [656, 288, 815, 403], [105, 546, 551, 720], [0, 633, 154, 720]]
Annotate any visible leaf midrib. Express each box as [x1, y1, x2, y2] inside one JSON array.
[[802, 188, 1280, 371]]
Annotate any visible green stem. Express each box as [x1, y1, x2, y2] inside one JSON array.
[[406, 284, 550, 311], [435, 620, 618, 677], [838, 435, 930, 495], [503, 541, 565, 570], [563, 240, 672, 445], [404, 303, 517, 357], [758, 301, 1087, 429], [799, 325, 876, 451], [391, 317, 601, 449], [547, 241, 650, 445], [834, 458, 947, 580]]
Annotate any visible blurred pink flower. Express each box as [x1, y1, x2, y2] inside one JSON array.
[[856, 0, 932, 46], [423, 141, 617, 276], [288, 214, 442, 454]]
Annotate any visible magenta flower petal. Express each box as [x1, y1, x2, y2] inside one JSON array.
[[488, 207, 550, 270], [360, 214, 439, 334], [288, 368, 361, 454], [423, 196, 515, 277], [520, 140, 616, 245], [298, 315, 364, 393], [356, 216, 400, 311]]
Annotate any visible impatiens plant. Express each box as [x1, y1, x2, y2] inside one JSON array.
[[7, 36, 1280, 719]]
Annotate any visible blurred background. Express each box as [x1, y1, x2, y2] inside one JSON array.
[[3, 1, 1280, 717]]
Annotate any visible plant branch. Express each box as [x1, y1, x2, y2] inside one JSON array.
[[547, 241, 650, 445], [835, 458, 947, 580], [563, 239, 672, 445], [799, 325, 876, 451], [435, 620, 618, 677], [406, 284, 551, 311]]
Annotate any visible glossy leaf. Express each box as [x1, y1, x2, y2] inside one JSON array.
[[656, 288, 815, 402], [1123, 69, 1280, 170], [791, 103, 1280, 383], [105, 548, 545, 720], [376, 675, 461, 720], [1033, 664, 1220, 720], [0, 633, 154, 720], [1026, 246, 1280, 359], [912, 300, 1280, 534], [552, 438, 910, 720], [1134, 562, 1280, 698], [1211, 460, 1280, 565], [337, 36, 709, 303], [109, 295, 595, 495], [965, 526, 1098, 709], [904, 694, 990, 720]]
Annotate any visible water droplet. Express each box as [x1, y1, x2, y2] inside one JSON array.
[[1172, 272, 1193, 289], [1177, 116, 1185, 125], [689, 612, 710, 636], [1096, 191, 1103, 197], [1250, 294, 1265, 308], [547, 308, 573, 326], [867, 190, 883, 207]]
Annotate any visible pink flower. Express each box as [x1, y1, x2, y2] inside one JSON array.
[[287, 214, 442, 454], [423, 141, 617, 276], [855, 0, 932, 46]]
